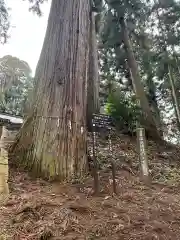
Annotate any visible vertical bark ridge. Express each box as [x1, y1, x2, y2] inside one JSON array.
[[10, 0, 90, 181]]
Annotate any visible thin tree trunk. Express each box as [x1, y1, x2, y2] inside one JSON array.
[[168, 65, 180, 131], [171, 92, 180, 132], [120, 18, 161, 139], [87, 11, 100, 130], [146, 74, 162, 135], [153, 0, 180, 134], [141, 34, 162, 134], [9, 0, 90, 181]]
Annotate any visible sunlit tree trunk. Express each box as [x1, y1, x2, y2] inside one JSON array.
[[9, 0, 90, 181], [120, 18, 161, 139], [87, 11, 100, 130]]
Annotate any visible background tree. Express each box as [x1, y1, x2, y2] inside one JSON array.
[[0, 0, 48, 43], [148, 0, 180, 141], [96, 0, 180, 142], [0, 0, 9, 43], [98, 0, 162, 139], [0, 55, 33, 116]]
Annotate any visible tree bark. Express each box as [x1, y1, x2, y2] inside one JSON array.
[[87, 11, 100, 130], [9, 0, 90, 181], [141, 34, 162, 134], [146, 74, 162, 136], [168, 65, 180, 132], [120, 18, 161, 140]]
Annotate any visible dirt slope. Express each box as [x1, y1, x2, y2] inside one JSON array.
[[1, 134, 180, 239]]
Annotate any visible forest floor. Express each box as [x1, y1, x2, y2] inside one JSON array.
[[1, 134, 180, 239]]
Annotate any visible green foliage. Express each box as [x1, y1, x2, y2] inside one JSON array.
[[105, 88, 140, 133], [26, 0, 48, 16], [0, 0, 9, 43], [0, 76, 33, 116], [97, 0, 180, 141], [0, 0, 47, 45], [0, 55, 33, 116]]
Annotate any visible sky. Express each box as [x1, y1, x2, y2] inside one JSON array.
[[0, 0, 51, 76]]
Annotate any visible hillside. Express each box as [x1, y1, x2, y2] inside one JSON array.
[[1, 134, 180, 239]]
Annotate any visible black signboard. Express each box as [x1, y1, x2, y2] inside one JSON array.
[[92, 113, 114, 130], [0, 118, 10, 125]]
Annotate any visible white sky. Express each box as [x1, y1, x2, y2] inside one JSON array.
[[0, 0, 51, 76]]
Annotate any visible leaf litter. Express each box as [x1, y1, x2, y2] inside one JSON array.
[[1, 133, 180, 239]]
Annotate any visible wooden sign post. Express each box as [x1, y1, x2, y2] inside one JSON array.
[[136, 127, 150, 185], [91, 114, 116, 194], [108, 130, 117, 194], [92, 124, 100, 195]]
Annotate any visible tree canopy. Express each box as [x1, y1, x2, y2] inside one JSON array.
[[0, 55, 33, 116], [0, 0, 48, 43]]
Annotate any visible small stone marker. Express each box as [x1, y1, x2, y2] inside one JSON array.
[[137, 127, 150, 184], [0, 126, 9, 200], [0, 113, 22, 201]]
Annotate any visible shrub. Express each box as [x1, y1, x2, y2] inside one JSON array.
[[105, 88, 141, 134]]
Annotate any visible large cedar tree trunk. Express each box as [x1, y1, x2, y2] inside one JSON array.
[[120, 18, 161, 140], [87, 11, 100, 130], [9, 0, 90, 181]]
